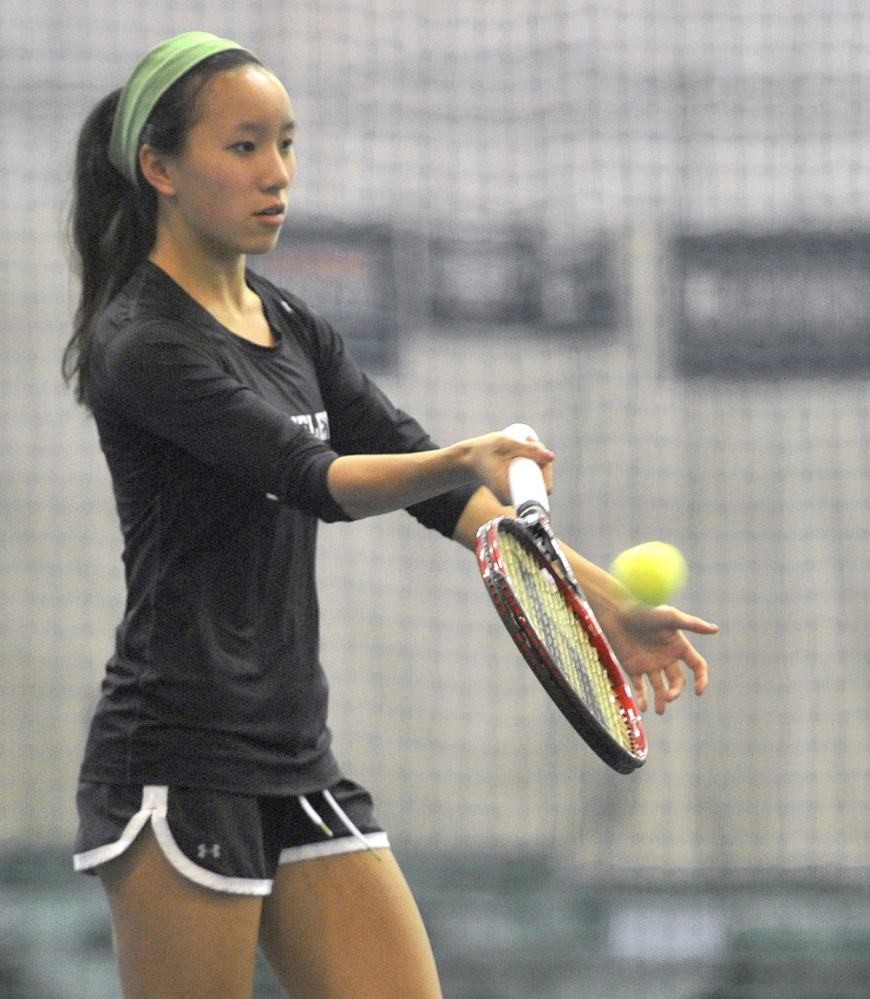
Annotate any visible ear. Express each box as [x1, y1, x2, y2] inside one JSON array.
[[138, 144, 176, 197]]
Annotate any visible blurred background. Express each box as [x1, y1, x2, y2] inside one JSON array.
[[2, 1, 870, 996]]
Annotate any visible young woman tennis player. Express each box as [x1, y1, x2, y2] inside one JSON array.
[[64, 32, 718, 999]]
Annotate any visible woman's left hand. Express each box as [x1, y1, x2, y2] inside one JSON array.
[[598, 601, 718, 715], [559, 546, 719, 715]]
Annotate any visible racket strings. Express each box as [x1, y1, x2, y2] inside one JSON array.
[[498, 532, 633, 751]]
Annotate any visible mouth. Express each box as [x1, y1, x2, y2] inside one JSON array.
[[255, 205, 286, 220]]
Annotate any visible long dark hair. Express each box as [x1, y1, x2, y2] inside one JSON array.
[[63, 48, 262, 407]]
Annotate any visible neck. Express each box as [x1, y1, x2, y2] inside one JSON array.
[[149, 231, 253, 312], [149, 231, 274, 346]]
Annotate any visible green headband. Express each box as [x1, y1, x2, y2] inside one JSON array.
[[109, 31, 253, 186]]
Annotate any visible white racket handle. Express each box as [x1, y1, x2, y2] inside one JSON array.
[[503, 423, 550, 515]]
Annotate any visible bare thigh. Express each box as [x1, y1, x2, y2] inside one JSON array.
[[259, 848, 443, 999], [99, 823, 264, 999]]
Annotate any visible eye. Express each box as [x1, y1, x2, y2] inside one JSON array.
[[230, 140, 256, 154], [280, 136, 295, 154]]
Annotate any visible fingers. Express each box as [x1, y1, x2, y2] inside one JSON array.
[[631, 674, 648, 713], [638, 664, 682, 714], [645, 669, 667, 715], [621, 605, 718, 646], [517, 439, 554, 469], [541, 460, 554, 494], [666, 608, 719, 636], [669, 630, 709, 696], [664, 661, 687, 699], [646, 665, 685, 714], [683, 645, 709, 695], [499, 438, 554, 505], [635, 654, 708, 715], [503, 426, 554, 461]]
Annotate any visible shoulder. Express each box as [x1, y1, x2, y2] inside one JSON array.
[[98, 262, 211, 343], [90, 264, 221, 404]]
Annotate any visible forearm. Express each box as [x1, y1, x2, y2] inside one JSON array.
[[328, 431, 554, 520], [561, 543, 629, 619], [327, 444, 478, 519], [451, 486, 510, 549]]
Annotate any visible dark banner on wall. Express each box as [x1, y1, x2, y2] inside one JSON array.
[[673, 231, 870, 378]]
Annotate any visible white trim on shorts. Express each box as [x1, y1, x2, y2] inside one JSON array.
[[74, 786, 272, 895], [278, 831, 390, 865], [73, 785, 391, 896]]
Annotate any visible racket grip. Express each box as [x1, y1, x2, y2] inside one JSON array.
[[503, 423, 550, 516]]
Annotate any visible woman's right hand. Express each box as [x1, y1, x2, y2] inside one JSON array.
[[457, 430, 554, 507]]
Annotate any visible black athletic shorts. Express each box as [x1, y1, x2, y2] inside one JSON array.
[[74, 779, 389, 895]]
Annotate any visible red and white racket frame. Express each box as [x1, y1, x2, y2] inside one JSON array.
[[477, 515, 647, 773]]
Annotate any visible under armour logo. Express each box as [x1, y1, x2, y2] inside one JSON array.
[[197, 843, 221, 860]]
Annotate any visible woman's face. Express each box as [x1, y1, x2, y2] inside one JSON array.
[[154, 64, 296, 260]]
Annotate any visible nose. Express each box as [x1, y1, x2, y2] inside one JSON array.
[[264, 146, 294, 191]]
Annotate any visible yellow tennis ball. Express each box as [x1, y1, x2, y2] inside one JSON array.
[[610, 542, 687, 606]]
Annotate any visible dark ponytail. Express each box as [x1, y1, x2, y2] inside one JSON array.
[[63, 89, 157, 407], [63, 47, 261, 408]]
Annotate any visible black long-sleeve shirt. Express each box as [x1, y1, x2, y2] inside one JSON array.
[[79, 261, 475, 794]]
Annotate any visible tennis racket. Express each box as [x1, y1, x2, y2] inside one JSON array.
[[476, 424, 647, 773]]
